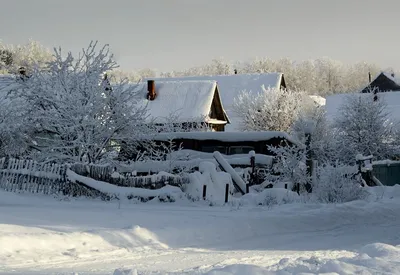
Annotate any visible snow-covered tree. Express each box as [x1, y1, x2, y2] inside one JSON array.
[[233, 88, 313, 132], [0, 40, 53, 74], [0, 84, 34, 157], [291, 106, 336, 164], [17, 41, 148, 163], [333, 93, 398, 163]]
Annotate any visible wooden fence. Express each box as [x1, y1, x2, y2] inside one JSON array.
[[69, 163, 190, 189], [373, 162, 400, 186], [0, 157, 106, 198]]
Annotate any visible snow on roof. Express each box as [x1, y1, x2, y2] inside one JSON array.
[[144, 73, 284, 131], [381, 72, 400, 86], [325, 92, 400, 122], [142, 130, 299, 145], [308, 95, 326, 106], [132, 80, 226, 124]]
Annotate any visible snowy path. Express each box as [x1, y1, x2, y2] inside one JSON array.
[[0, 188, 400, 274]]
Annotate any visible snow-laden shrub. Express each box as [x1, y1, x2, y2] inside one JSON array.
[[313, 164, 368, 203]]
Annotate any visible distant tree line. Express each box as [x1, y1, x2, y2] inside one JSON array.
[[0, 40, 393, 96]]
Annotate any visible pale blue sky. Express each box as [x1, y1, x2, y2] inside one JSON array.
[[1, 0, 399, 72]]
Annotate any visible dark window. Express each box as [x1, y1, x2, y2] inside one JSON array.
[[229, 146, 255, 155], [201, 146, 227, 154]]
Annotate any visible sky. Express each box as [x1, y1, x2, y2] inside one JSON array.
[[1, 0, 400, 73]]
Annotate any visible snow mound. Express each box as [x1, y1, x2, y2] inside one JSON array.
[[204, 264, 269, 275], [200, 243, 400, 274], [186, 161, 234, 205], [0, 224, 168, 265], [113, 268, 138, 275], [240, 188, 300, 206], [360, 243, 400, 258]]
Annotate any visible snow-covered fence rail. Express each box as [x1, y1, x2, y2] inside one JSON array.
[[109, 175, 190, 189], [70, 163, 189, 189], [0, 157, 106, 198], [70, 163, 112, 182]]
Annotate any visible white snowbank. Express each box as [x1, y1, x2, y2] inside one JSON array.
[[198, 243, 400, 274], [239, 188, 300, 206], [1, 185, 400, 274]]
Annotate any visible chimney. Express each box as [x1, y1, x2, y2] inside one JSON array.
[[368, 72, 371, 82], [147, 80, 157, 100], [18, 66, 29, 81], [19, 66, 26, 76]]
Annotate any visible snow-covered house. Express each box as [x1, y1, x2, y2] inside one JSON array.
[[133, 80, 230, 132], [361, 72, 400, 93], [144, 73, 286, 131]]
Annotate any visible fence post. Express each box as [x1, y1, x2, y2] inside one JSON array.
[[246, 183, 250, 194], [305, 133, 313, 193], [250, 153, 255, 185], [225, 184, 229, 203], [202, 185, 207, 200]]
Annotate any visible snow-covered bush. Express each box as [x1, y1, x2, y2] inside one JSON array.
[[0, 95, 31, 157], [0, 40, 53, 73], [267, 142, 309, 192], [233, 88, 309, 132], [313, 164, 369, 203], [16, 41, 149, 163]]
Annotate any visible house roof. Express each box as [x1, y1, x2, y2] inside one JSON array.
[[132, 80, 228, 124], [325, 92, 400, 123], [144, 73, 285, 131], [361, 72, 400, 93]]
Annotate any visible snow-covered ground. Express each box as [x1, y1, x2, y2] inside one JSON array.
[[0, 186, 400, 275]]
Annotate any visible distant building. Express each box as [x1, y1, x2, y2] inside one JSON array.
[[133, 80, 229, 132], [361, 72, 400, 93], [145, 73, 286, 131]]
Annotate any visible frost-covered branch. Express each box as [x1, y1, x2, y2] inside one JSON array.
[[16, 41, 149, 163], [233, 88, 313, 132]]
